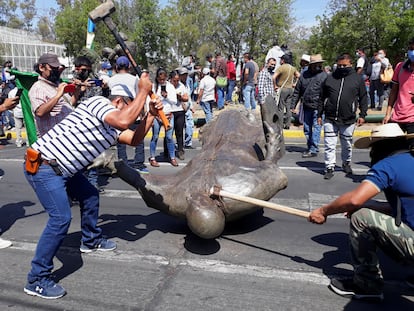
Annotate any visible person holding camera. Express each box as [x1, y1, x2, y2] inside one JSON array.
[[148, 67, 178, 167]]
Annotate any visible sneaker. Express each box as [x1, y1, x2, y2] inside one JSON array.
[[80, 238, 117, 253], [302, 151, 317, 158], [342, 162, 353, 175], [0, 237, 12, 249], [324, 168, 334, 180], [328, 278, 383, 301], [184, 145, 195, 150], [24, 278, 66, 299], [136, 166, 149, 174]]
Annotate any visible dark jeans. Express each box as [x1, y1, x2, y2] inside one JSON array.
[[172, 110, 186, 152], [117, 121, 145, 168]]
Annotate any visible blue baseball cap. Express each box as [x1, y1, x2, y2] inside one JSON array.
[[101, 61, 112, 70], [116, 56, 130, 67]]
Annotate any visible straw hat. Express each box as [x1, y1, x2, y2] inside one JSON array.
[[308, 54, 325, 64], [354, 123, 414, 149]]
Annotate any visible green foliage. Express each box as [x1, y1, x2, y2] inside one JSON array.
[[55, 0, 97, 56], [308, 0, 414, 66], [164, 0, 293, 68]]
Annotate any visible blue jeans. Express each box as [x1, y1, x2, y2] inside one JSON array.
[[150, 115, 175, 159], [185, 109, 193, 147], [243, 84, 256, 110], [200, 101, 213, 123], [217, 86, 226, 109], [117, 140, 145, 166], [24, 164, 102, 282], [303, 108, 322, 154], [226, 79, 236, 102]]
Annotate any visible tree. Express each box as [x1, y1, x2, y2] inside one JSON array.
[[20, 0, 36, 31], [308, 0, 414, 65], [55, 0, 115, 58], [117, 0, 169, 68]]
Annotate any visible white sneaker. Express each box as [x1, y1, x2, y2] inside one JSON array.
[[0, 237, 12, 249]]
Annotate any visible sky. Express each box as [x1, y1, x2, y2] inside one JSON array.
[[36, 0, 331, 27], [293, 0, 331, 27]]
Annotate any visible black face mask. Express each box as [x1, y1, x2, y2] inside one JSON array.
[[268, 66, 275, 73], [47, 68, 61, 84], [75, 70, 90, 81], [336, 67, 352, 77]]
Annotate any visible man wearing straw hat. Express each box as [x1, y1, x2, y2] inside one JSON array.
[[309, 123, 414, 301]]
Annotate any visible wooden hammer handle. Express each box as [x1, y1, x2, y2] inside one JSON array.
[[210, 187, 310, 218], [149, 92, 171, 130]]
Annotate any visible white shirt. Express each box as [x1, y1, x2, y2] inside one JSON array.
[[199, 75, 216, 102], [154, 81, 176, 114], [108, 72, 139, 98], [170, 82, 188, 112]]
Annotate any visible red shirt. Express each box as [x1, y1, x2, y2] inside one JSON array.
[[391, 61, 414, 123], [227, 60, 236, 80]]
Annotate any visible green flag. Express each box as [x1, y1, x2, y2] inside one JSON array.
[[10, 69, 39, 146]]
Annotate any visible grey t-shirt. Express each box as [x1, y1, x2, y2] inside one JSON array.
[[243, 61, 256, 86]]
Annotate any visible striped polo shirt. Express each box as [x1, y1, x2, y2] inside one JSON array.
[[32, 96, 120, 176]]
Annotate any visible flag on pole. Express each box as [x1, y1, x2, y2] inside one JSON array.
[[86, 18, 96, 50], [10, 69, 39, 146]]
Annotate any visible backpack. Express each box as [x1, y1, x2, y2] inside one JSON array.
[[363, 56, 373, 77]]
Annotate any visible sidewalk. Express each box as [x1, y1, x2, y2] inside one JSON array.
[[2, 104, 383, 141]]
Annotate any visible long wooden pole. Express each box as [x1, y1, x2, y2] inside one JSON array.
[[210, 187, 310, 218]]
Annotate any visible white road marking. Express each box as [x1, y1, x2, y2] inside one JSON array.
[[10, 241, 330, 286]]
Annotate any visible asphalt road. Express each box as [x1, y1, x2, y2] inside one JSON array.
[[1, 135, 414, 311]]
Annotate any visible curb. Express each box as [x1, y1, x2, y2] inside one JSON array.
[[2, 128, 372, 140]]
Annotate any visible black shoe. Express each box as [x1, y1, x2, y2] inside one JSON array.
[[283, 125, 290, 130], [342, 162, 353, 175], [328, 278, 383, 301], [376, 107, 382, 111], [184, 145, 195, 149], [302, 151, 317, 158], [324, 168, 334, 180], [177, 150, 185, 160]]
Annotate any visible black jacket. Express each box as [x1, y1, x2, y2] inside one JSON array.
[[319, 68, 367, 125], [291, 69, 327, 110]]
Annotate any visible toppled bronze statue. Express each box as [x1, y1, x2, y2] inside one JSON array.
[[115, 96, 288, 239]]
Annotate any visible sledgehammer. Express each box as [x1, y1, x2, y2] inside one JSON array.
[[209, 185, 310, 218], [89, 0, 171, 129]]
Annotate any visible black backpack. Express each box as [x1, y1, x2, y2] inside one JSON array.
[[363, 55, 373, 77]]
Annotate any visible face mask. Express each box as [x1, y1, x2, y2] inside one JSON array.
[[408, 50, 414, 62], [355, 52, 360, 57], [75, 70, 89, 81], [268, 66, 275, 73], [378, 53, 385, 58], [336, 67, 352, 76], [47, 68, 61, 84]]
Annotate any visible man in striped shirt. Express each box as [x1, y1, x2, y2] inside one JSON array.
[[23, 75, 161, 299]]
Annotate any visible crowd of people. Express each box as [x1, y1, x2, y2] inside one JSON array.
[[1, 36, 414, 302]]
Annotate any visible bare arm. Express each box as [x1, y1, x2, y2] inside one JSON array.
[[104, 77, 153, 130], [35, 82, 69, 117], [117, 107, 159, 146], [0, 97, 18, 113], [309, 181, 380, 224], [383, 83, 399, 124]]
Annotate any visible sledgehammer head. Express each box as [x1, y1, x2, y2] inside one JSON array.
[[88, 0, 116, 23]]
